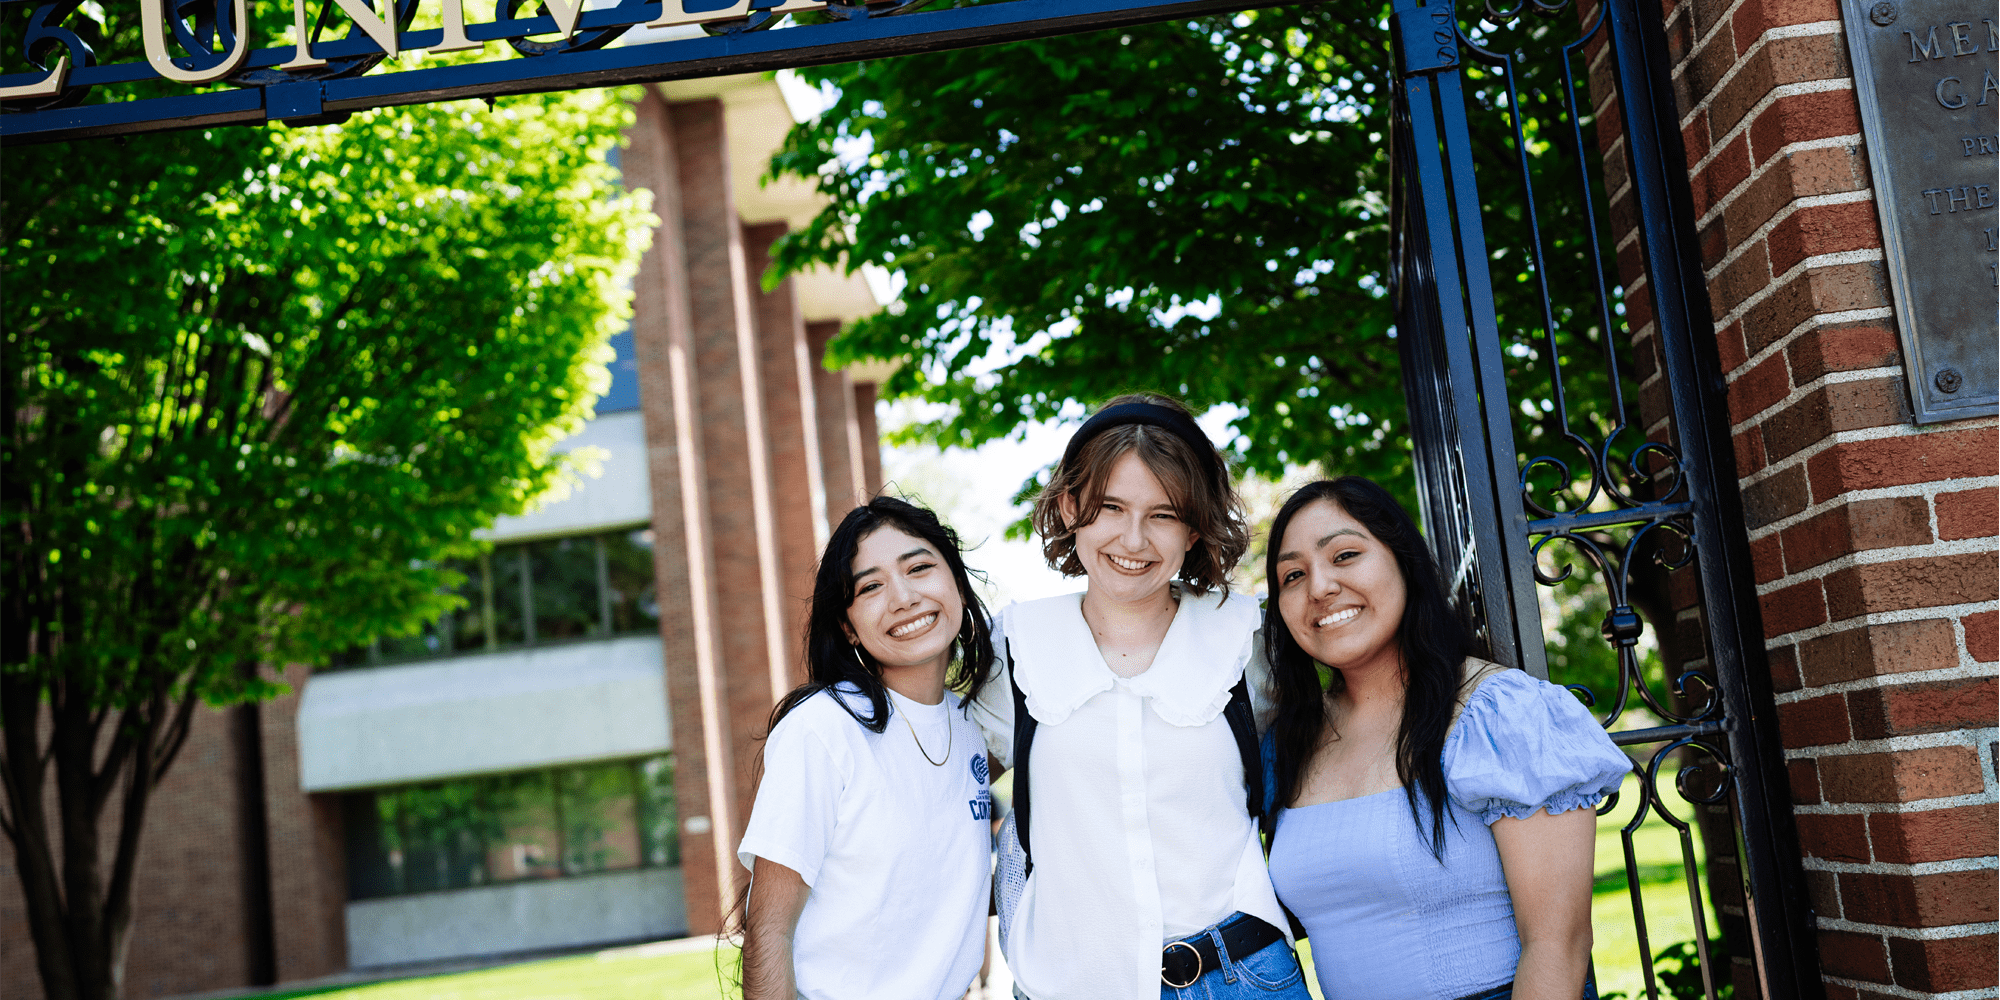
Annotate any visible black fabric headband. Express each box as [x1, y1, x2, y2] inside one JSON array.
[[1057, 402, 1226, 487]]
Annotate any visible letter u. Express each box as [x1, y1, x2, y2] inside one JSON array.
[[141, 0, 252, 83]]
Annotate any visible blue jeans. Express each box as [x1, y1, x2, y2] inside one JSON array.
[[1160, 917, 1312, 1000]]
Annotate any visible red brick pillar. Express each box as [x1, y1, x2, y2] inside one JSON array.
[[1657, 0, 2000, 996], [259, 663, 347, 982], [807, 320, 868, 527], [744, 221, 827, 696], [626, 91, 740, 936], [854, 380, 884, 497]]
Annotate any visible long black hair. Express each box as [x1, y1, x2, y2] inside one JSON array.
[[767, 495, 996, 735], [1262, 476, 1471, 859]]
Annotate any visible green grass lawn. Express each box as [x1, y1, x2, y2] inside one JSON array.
[[246, 943, 738, 1000], [244, 774, 1716, 1000]]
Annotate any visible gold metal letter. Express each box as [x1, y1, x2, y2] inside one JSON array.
[[538, 0, 588, 39], [330, 0, 400, 57], [432, 0, 483, 52], [279, 0, 329, 68], [141, 0, 253, 83], [0, 54, 68, 99], [646, 0, 821, 30]]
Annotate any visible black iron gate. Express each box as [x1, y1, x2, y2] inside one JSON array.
[[1387, 0, 1821, 997]]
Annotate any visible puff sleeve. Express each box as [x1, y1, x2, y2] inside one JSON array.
[[1443, 668, 1632, 826]]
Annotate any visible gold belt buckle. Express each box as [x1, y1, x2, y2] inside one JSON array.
[[1161, 940, 1202, 989]]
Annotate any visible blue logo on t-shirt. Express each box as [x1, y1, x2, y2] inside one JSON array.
[[968, 754, 992, 820]]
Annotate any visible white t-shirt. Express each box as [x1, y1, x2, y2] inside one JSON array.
[[969, 589, 1285, 1000], [738, 683, 993, 1000]]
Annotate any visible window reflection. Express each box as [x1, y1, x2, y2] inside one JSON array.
[[327, 526, 658, 670], [342, 755, 678, 901]]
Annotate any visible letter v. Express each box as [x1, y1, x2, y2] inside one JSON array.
[[534, 0, 589, 39]]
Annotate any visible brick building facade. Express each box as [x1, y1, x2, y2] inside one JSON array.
[[1655, 0, 1998, 995], [0, 74, 887, 999], [3, 7, 1995, 999]]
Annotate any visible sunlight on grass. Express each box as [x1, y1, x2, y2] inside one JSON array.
[[245, 943, 737, 1000], [1591, 772, 1720, 1000]]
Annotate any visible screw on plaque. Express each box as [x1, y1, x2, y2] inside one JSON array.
[[1869, 1, 1897, 25], [1935, 367, 1963, 393]]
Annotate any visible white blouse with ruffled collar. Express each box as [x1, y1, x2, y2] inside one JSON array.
[[969, 587, 1286, 1000]]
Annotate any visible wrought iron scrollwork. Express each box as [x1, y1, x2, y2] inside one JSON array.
[[1602, 738, 1733, 1000], [1, 0, 96, 109]]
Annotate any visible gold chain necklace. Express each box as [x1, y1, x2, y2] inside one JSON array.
[[900, 704, 951, 766]]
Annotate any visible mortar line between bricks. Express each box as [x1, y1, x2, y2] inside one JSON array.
[[1710, 246, 1886, 331], [1672, 19, 1844, 134], [1745, 477, 2000, 540], [1673, 0, 1749, 105], [1667, 17, 1843, 88], [1815, 919, 2000, 941], [1724, 305, 1895, 386], [1684, 77, 1855, 178], [1821, 978, 1997, 1000], [1702, 190, 1881, 284], [1726, 363, 1905, 438], [1793, 794, 2000, 818], [1803, 855, 1998, 875], [1730, 412, 1999, 494], [1763, 600, 2000, 647], [1773, 661, 2000, 701], [1785, 725, 2000, 760], [1697, 177, 1873, 251], [1750, 533, 1998, 595], [1691, 133, 1885, 241]]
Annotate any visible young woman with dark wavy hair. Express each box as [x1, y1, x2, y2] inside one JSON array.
[[1260, 477, 1628, 1000], [737, 496, 997, 1000], [969, 393, 1311, 1000]]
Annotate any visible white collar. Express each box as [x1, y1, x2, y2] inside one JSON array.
[[999, 587, 1259, 728]]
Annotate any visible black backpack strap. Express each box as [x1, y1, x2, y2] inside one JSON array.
[[1223, 675, 1262, 826], [1009, 647, 1038, 877]]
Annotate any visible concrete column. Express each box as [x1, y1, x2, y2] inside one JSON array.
[[625, 91, 738, 936], [854, 381, 884, 497], [806, 321, 866, 530], [744, 221, 826, 696]]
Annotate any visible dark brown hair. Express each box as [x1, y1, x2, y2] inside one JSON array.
[[1031, 393, 1248, 594]]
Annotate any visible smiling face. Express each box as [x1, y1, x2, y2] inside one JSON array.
[[1060, 451, 1200, 605], [1273, 499, 1407, 677], [842, 525, 967, 682]]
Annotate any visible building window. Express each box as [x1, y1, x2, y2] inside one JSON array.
[[332, 526, 660, 669], [342, 755, 679, 901]]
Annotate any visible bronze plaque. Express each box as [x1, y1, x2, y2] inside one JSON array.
[[1842, 0, 1998, 422]]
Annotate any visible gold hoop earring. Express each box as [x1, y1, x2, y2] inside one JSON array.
[[851, 644, 869, 670]]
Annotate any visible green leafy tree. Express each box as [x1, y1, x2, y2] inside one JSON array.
[[771, 5, 1636, 501], [0, 86, 652, 999]]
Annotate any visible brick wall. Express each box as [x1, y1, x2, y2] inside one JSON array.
[[1657, 0, 2000, 996]]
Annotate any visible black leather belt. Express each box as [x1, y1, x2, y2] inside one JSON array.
[[1160, 914, 1284, 989]]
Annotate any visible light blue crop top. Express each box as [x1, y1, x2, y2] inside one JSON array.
[[1264, 668, 1630, 1000]]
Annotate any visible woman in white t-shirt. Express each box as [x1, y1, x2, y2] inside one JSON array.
[[969, 393, 1312, 1000], [737, 496, 997, 1000]]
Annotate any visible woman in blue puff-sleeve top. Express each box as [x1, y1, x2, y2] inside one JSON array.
[[1259, 478, 1631, 1000]]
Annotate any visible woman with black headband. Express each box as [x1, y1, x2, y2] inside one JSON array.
[[969, 393, 1310, 1000]]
